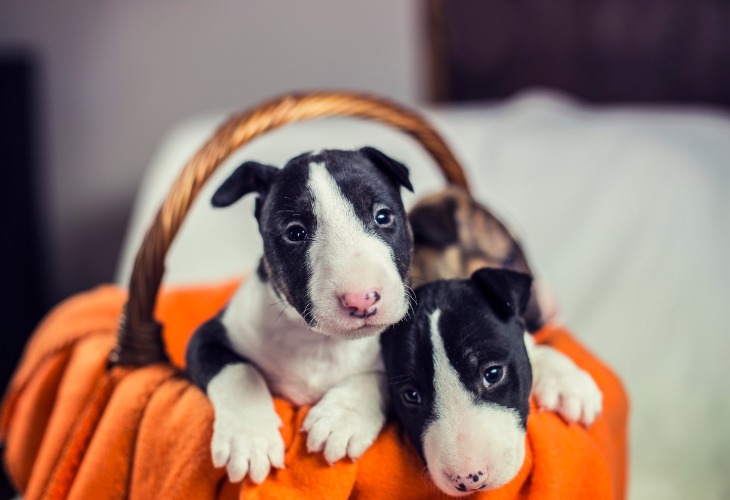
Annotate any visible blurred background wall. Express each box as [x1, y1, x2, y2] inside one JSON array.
[[0, 0, 422, 306]]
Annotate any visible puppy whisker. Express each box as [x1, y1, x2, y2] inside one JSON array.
[[404, 283, 418, 304], [409, 276, 429, 287], [275, 302, 291, 322], [387, 375, 413, 385], [302, 303, 318, 330]]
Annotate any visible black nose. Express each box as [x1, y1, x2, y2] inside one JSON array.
[[450, 470, 487, 492]]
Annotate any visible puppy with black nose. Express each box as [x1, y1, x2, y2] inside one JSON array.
[[186, 148, 414, 483], [382, 190, 602, 496], [383, 269, 536, 494]]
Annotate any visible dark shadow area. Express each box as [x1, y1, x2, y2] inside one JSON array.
[[0, 53, 131, 498], [0, 52, 47, 499]]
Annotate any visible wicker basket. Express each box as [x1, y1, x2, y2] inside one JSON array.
[[111, 90, 469, 368]]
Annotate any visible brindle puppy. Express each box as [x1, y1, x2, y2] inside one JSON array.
[[409, 186, 556, 332]]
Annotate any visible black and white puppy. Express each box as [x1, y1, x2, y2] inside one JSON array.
[[381, 268, 602, 496], [186, 148, 414, 484]]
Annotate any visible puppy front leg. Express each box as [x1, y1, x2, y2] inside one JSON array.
[[187, 319, 285, 483], [207, 364, 285, 483], [301, 371, 388, 464], [524, 333, 603, 426]]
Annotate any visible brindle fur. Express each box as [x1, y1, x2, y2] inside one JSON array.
[[409, 187, 547, 331]]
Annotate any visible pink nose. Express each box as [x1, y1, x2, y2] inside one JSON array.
[[340, 290, 381, 318]]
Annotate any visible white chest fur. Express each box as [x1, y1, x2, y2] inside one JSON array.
[[221, 276, 384, 406]]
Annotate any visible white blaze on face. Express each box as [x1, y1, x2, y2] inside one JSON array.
[[306, 162, 408, 336], [423, 309, 526, 496]]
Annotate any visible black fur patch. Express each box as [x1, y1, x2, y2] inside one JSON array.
[[255, 156, 316, 317], [381, 300, 436, 459], [211, 161, 279, 208], [471, 268, 532, 321], [359, 146, 414, 192], [186, 315, 246, 392], [256, 257, 269, 283]]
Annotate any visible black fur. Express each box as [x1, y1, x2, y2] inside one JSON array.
[[471, 267, 532, 321], [186, 315, 245, 391], [381, 268, 533, 461], [359, 146, 414, 193], [211, 161, 278, 208]]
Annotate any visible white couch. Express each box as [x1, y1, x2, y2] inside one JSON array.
[[117, 90, 730, 500]]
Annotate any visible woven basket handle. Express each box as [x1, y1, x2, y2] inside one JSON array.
[[109, 91, 470, 367]]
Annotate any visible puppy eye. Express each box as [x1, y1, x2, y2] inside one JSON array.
[[374, 208, 394, 227], [401, 388, 422, 405], [482, 365, 506, 389], [285, 224, 308, 242]]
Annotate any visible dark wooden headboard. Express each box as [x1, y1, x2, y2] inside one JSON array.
[[425, 0, 730, 107]]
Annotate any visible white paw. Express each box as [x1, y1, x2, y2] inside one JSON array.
[[531, 347, 603, 426], [211, 413, 285, 484], [207, 364, 285, 484], [302, 393, 385, 464]]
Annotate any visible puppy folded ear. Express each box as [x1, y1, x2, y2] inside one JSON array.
[[359, 147, 414, 192], [471, 268, 533, 321], [409, 197, 458, 248], [211, 161, 279, 207]]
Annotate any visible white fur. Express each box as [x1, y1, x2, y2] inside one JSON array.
[[208, 363, 285, 484], [301, 371, 388, 464], [210, 239, 389, 482], [423, 310, 526, 496], [524, 333, 603, 425], [221, 276, 383, 406], [305, 162, 408, 337]]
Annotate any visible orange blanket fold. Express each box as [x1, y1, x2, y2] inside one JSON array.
[[1, 281, 628, 500]]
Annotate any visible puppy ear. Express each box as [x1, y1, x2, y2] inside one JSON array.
[[471, 268, 533, 321], [211, 161, 279, 207], [359, 147, 414, 192], [409, 197, 458, 248]]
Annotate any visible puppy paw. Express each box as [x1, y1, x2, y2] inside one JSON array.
[[207, 364, 286, 484], [531, 346, 603, 426], [211, 412, 285, 484], [302, 394, 386, 464]]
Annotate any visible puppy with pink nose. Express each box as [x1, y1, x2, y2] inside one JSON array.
[[186, 148, 414, 483]]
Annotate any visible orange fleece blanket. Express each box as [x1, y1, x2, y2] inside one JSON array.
[[1, 281, 628, 500]]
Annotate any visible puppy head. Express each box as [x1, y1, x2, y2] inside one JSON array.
[[212, 147, 413, 337], [381, 268, 533, 495]]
